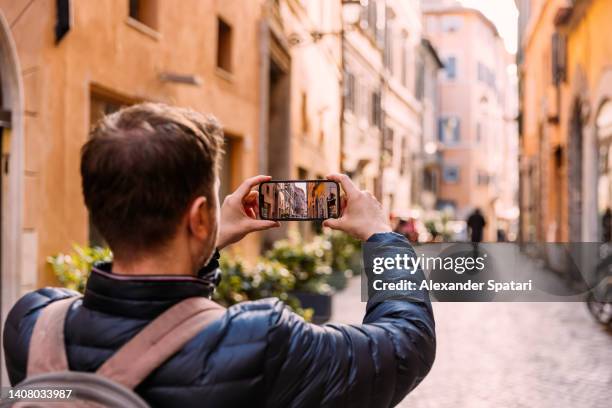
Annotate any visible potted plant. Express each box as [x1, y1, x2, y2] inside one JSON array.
[[215, 255, 313, 321], [324, 230, 362, 291], [265, 233, 334, 323]]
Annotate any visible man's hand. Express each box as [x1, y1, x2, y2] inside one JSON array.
[[217, 175, 280, 250], [323, 174, 391, 241]]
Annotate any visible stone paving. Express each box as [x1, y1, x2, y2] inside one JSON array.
[[330, 254, 612, 408]]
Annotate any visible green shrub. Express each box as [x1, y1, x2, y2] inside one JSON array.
[[264, 232, 333, 294], [47, 245, 113, 293], [214, 255, 313, 321], [46, 230, 362, 318], [327, 230, 361, 270]]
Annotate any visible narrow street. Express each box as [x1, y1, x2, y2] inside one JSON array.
[[330, 254, 612, 408]]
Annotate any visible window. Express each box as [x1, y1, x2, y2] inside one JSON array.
[[370, 90, 382, 128], [367, 0, 377, 37], [383, 128, 394, 156], [402, 44, 409, 87], [384, 16, 394, 73], [477, 62, 496, 89], [400, 136, 408, 175], [438, 117, 461, 144], [476, 122, 482, 143], [444, 56, 456, 80], [217, 17, 233, 73], [443, 166, 460, 183], [441, 16, 462, 32], [344, 71, 356, 113], [424, 169, 438, 193], [415, 55, 425, 100], [129, 0, 158, 30], [301, 92, 309, 134], [551, 32, 567, 85]]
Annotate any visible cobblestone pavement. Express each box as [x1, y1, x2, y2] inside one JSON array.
[[330, 255, 612, 408]]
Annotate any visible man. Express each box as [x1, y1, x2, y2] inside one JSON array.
[[4, 103, 435, 407], [467, 208, 487, 243]]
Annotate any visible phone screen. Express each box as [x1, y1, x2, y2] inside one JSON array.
[[259, 180, 340, 221]]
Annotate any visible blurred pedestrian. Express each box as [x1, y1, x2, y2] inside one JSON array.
[[467, 208, 486, 243]]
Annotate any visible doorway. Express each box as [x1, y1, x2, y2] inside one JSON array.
[[568, 101, 584, 241], [267, 49, 291, 179]]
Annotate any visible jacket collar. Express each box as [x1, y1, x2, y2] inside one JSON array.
[[83, 262, 215, 319]]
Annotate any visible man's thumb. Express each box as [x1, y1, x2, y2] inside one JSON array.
[[323, 218, 342, 230], [252, 220, 280, 231]]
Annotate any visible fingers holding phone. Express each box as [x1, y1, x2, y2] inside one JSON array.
[[322, 174, 391, 241], [217, 175, 280, 250]]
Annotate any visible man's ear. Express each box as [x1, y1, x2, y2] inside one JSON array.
[[188, 196, 210, 240]]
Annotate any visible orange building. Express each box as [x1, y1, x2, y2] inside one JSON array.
[[517, 0, 612, 243]]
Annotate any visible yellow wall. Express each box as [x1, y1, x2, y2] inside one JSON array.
[[562, 0, 612, 241], [520, 0, 612, 241], [565, 0, 612, 101], [520, 0, 568, 241], [1, 0, 264, 288]]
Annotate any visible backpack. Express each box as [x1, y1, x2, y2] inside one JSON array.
[[1, 295, 226, 407]]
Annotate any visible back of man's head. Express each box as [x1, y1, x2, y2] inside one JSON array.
[[81, 103, 224, 259]]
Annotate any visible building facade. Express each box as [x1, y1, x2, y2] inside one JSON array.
[[424, 1, 518, 240], [0, 0, 268, 322], [341, 0, 385, 198], [380, 0, 424, 217], [417, 38, 444, 211], [517, 0, 612, 243], [261, 0, 342, 242]]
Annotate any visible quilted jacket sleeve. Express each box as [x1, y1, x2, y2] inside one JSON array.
[[264, 232, 436, 408], [3, 287, 80, 385]]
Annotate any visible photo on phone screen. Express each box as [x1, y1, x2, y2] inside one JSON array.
[[259, 180, 340, 221]]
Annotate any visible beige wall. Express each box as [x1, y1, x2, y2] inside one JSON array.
[[382, 0, 423, 217], [425, 6, 517, 239], [1, 0, 264, 289], [280, 0, 342, 179], [342, 0, 385, 197]]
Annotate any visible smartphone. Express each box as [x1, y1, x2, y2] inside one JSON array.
[[259, 180, 341, 221]]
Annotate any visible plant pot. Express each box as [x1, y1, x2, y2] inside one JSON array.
[[292, 291, 333, 324], [327, 269, 349, 291]]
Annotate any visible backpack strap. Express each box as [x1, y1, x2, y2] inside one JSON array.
[[96, 296, 225, 390], [27, 296, 82, 376]]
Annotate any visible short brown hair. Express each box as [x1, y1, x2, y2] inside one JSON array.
[[81, 103, 224, 257]]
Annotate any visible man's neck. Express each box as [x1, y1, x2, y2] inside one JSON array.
[[112, 244, 194, 276]]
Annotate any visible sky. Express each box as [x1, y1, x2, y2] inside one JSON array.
[[457, 0, 519, 54]]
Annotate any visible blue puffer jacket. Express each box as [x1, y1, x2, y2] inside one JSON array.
[[3, 233, 435, 407]]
